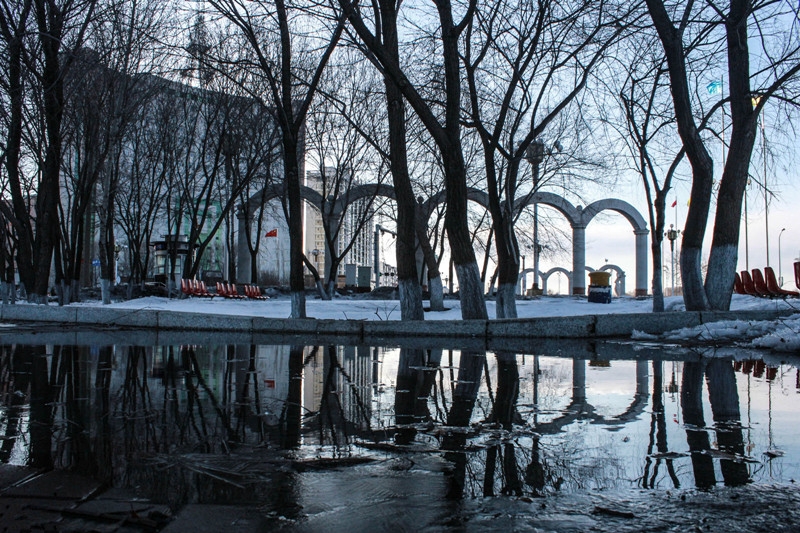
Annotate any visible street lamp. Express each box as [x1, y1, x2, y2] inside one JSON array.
[[778, 228, 786, 286], [665, 224, 681, 296], [525, 139, 546, 292], [311, 249, 320, 272]]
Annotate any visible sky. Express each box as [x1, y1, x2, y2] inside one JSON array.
[[72, 292, 800, 353]]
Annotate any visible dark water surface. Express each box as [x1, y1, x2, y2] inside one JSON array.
[[1, 334, 799, 531]]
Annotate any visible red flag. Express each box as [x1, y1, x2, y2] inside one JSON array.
[[265, 228, 278, 238], [670, 199, 677, 208]]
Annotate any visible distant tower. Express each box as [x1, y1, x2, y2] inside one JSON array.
[[184, 9, 213, 85]]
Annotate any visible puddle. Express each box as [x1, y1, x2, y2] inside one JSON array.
[[1, 340, 799, 531]]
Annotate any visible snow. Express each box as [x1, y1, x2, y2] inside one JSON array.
[[62, 292, 800, 352]]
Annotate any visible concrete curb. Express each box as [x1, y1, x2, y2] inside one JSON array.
[[1, 303, 795, 341]]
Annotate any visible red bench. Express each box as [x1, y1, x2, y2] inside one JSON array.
[[765, 266, 799, 297], [751, 268, 773, 297], [740, 270, 759, 296], [181, 278, 214, 298], [216, 282, 247, 299], [733, 272, 746, 295], [795, 261, 800, 291]]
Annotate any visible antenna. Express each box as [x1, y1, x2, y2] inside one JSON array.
[[185, 1, 213, 85]]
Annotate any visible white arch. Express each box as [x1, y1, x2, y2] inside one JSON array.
[[238, 183, 649, 297]]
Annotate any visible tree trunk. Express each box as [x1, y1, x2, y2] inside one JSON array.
[[495, 282, 517, 319], [284, 136, 307, 318], [646, 0, 715, 311], [427, 275, 444, 311], [379, 0, 424, 321], [650, 192, 668, 312], [33, 0, 77, 303], [705, 0, 758, 311], [415, 203, 444, 311], [443, 153, 488, 319]]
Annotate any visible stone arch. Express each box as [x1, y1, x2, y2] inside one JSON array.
[[541, 266, 572, 295], [418, 187, 490, 221], [580, 199, 648, 297], [598, 263, 626, 296], [239, 182, 649, 298], [513, 194, 648, 297], [518, 267, 545, 295]]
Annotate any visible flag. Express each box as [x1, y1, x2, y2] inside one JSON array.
[[265, 228, 278, 238], [706, 80, 723, 95], [670, 199, 677, 208]]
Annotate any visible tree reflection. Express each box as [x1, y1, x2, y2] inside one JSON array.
[[280, 345, 304, 449], [682, 360, 716, 489], [0, 341, 777, 510], [442, 350, 485, 499], [484, 351, 522, 497], [641, 361, 680, 489], [705, 358, 750, 486], [682, 358, 751, 489], [394, 348, 440, 445]]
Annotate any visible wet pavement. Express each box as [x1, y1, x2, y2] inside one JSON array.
[[2, 457, 800, 532]]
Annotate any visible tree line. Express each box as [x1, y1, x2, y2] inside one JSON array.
[[1, 0, 798, 318]]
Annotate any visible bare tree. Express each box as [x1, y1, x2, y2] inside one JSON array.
[[29, 0, 98, 302], [463, 0, 637, 318], [0, 0, 33, 300], [607, 38, 687, 311], [114, 95, 172, 295], [207, 0, 345, 318], [645, 0, 800, 311], [339, 0, 488, 320]]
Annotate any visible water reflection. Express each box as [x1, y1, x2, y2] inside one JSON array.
[[1, 339, 799, 512]]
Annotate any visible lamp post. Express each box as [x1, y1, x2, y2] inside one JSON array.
[[665, 224, 680, 296], [520, 255, 526, 295], [761, 115, 770, 266], [525, 139, 546, 292], [778, 228, 786, 286], [311, 248, 320, 274]]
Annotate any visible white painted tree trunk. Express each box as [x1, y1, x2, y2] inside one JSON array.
[[101, 278, 112, 305], [455, 263, 488, 320], [1, 282, 11, 305], [398, 278, 424, 320], [290, 291, 307, 318], [495, 282, 518, 319], [428, 275, 445, 312], [315, 279, 330, 300]]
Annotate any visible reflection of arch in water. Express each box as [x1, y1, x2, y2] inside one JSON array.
[[533, 359, 649, 435]]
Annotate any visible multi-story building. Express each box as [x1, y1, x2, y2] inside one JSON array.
[[304, 168, 376, 288]]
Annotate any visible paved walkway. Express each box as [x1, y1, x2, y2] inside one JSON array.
[[0, 302, 793, 345]]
